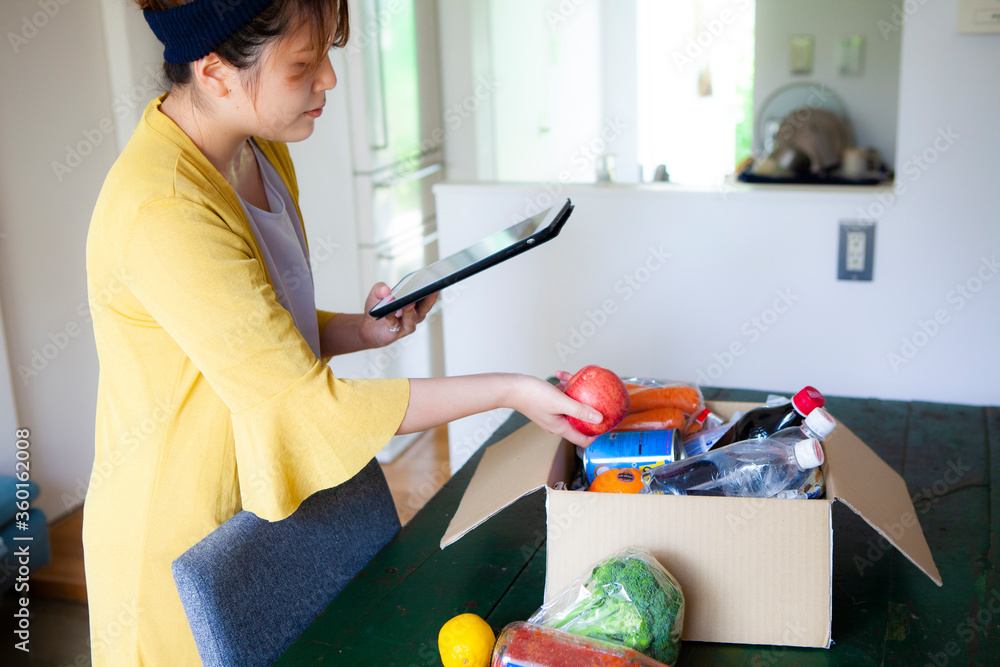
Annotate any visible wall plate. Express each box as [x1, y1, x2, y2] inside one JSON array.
[[957, 0, 1000, 33], [789, 34, 814, 75], [839, 36, 865, 76], [838, 221, 875, 281]]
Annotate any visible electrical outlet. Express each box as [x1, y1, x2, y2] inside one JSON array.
[[838, 221, 875, 281], [846, 231, 867, 271]]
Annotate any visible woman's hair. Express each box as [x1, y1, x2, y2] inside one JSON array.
[[135, 0, 349, 94]]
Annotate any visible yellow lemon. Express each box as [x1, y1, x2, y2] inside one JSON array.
[[438, 613, 495, 667]]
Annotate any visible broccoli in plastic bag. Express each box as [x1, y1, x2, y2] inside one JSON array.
[[528, 547, 685, 666]]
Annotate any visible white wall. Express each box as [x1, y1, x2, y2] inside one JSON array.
[[754, 0, 902, 167], [488, 0, 604, 183], [0, 300, 17, 475], [0, 0, 118, 519], [99, 0, 167, 151], [437, 0, 495, 181], [601, 0, 639, 184], [436, 0, 1000, 472]]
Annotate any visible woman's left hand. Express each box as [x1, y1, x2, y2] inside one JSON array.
[[361, 283, 439, 348]]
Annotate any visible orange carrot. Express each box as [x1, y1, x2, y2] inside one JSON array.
[[684, 420, 704, 437], [627, 385, 701, 414], [613, 407, 686, 432]]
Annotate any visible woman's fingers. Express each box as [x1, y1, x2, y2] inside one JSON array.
[[564, 397, 603, 426], [415, 292, 440, 319], [554, 370, 572, 390], [371, 290, 439, 345], [397, 303, 420, 333], [546, 415, 598, 448], [383, 312, 402, 333], [514, 376, 604, 448], [365, 282, 393, 311]]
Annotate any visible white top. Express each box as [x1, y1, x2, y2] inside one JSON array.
[[235, 141, 321, 359], [793, 439, 825, 469], [803, 408, 837, 439]]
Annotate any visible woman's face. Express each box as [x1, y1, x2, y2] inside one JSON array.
[[230, 20, 338, 143]]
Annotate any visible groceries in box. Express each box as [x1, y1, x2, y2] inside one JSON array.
[[442, 379, 941, 649]]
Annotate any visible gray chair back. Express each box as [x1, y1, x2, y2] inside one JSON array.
[[172, 459, 400, 666]]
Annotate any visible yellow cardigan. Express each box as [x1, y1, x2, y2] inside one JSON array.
[[83, 94, 409, 665]]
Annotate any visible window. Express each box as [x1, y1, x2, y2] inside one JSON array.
[[481, 0, 900, 187], [636, 0, 756, 185]]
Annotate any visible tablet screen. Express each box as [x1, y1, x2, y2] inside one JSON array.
[[371, 205, 559, 317]]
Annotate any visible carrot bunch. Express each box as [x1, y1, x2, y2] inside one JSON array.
[[613, 383, 704, 434]]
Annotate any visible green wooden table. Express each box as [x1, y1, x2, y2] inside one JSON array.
[[276, 387, 1000, 666]]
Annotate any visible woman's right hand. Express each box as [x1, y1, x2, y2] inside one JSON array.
[[398, 373, 603, 448], [508, 375, 603, 448]]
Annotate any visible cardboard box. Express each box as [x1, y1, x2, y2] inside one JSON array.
[[441, 401, 942, 648]]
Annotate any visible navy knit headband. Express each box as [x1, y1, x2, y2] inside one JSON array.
[[144, 0, 278, 64]]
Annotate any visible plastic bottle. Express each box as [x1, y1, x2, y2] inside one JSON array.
[[710, 386, 825, 450], [770, 407, 836, 444], [640, 437, 825, 497], [769, 407, 836, 499], [683, 420, 736, 457]]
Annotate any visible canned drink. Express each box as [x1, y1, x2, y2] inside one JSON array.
[[582, 429, 684, 485]]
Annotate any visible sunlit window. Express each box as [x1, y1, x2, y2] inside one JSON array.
[[489, 0, 602, 183], [636, 0, 756, 185]]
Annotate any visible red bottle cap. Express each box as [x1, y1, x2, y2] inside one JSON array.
[[791, 386, 825, 416]]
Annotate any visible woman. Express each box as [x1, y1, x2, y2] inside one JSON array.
[[83, 0, 602, 663]]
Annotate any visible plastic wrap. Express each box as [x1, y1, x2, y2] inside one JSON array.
[[617, 378, 706, 436], [491, 622, 670, 667], [528, 547, 684, 666], [640, 438, 824, 498], [774, 466, 826, 499]]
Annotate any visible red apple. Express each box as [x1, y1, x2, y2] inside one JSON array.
[[563, 365, 630, 436]]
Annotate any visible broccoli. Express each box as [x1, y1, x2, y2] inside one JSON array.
[[548, 554, 684, 665]]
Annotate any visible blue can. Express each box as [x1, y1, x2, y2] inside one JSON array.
[[582, 429, 684, 485]]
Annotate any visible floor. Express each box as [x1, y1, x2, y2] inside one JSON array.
[[381, 426, 452, 526], [0, 427, 451, 666]]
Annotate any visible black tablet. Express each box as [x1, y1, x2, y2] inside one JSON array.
[[368, 198, 574, 319]]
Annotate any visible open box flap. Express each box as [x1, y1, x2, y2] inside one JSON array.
[[708, 400, 941, 586], [441, 422, 565, 549], [824, 422, 943, 586]]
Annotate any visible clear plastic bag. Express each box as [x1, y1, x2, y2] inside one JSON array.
[[618, 378, 706, 436], [528, 546, 685, 666], [491, 622, 672, 667]]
